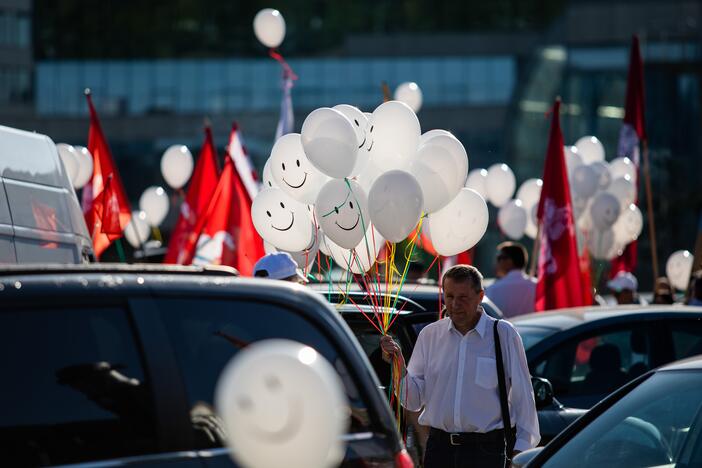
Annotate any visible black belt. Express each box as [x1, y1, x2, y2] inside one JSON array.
[[430, 427, 516, 447]]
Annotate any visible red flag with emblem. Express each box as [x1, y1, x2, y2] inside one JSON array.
[[535, 100, 589, 311], [82, 92, 131, 259], [164, 126, 220, 264]]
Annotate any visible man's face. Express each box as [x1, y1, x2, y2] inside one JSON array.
[[443, 277, 484, 329], [495, 251, 511, 278], [614, 289, 634, 305]]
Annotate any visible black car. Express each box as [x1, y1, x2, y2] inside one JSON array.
[[0, 264, 413, 468], [513, 304, 702, 443], [514, 354, 702, 467]]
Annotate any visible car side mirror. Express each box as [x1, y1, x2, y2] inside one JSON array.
[[532, 376, 554, 409]]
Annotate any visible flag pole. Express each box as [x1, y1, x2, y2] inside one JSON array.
[[641, 140, 659, 279], [529, 223, 541, 277], [381, 81, 392, 102]]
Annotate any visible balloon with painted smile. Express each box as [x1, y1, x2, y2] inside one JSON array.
[[315, 179, 369, 249], [270, 133, 330, 204], [333, 104, 370, 176], [252, 188, 314, 252]]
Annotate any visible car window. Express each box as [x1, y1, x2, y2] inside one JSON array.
[[532, 326, 651, 409], [543, 371, 702, 468], [343, 317, 406, 389], [0, 306, 158, 466], [155, 298, 375, 449], [669, 321, 702, 360], [514, 325, 556, 350]]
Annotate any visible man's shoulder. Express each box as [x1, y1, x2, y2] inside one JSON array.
[[418, 317, 451, 337], [492, 315, 520, 338]]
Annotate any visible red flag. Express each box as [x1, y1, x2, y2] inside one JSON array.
[[185, 127, 265, 275], [82, 92, 131, 259], [228, 121, 261, 201], [535, 100, 588, 311], [164, 127, 220, 264], [611, 35, 646, 276]]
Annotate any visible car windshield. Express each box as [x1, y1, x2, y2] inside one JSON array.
[[543, 370, 702, 468], [514, 324, 556, 350]]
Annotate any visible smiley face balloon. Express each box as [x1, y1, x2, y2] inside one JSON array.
[[333, 104, 370, 176], [252, 188, 314, 252], [270, 133, 330, 204], [315, 179, 369, 249], [215, 339, 349, 468]]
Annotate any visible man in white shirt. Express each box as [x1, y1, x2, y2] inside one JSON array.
[[485, 242, 536, 318], [381, 265, 539, 468]]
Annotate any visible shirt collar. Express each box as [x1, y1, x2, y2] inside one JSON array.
[[447, 306, 488, 338], [504, 269, 526, 280]]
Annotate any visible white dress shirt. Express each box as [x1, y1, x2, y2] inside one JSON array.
[[485, 270, 537, 318], [401, 310, 540, 451]]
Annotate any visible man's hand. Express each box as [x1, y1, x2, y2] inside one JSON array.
[[379, 335, 406, 373]]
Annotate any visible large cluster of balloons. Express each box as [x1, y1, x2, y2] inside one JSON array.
[[252, 100, 488, 272], [565, 135, 642, 260]]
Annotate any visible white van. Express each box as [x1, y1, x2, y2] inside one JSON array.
[[0, 125, 93, 264]]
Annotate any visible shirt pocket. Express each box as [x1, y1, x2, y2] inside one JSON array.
[[476, 356, 498, 389]]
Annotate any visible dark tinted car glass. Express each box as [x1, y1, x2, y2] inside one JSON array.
[[155, 299, 375, 449], [0, 306, 158, 466]]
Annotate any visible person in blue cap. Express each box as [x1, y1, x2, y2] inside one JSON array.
[[252, 251, 308, 284]]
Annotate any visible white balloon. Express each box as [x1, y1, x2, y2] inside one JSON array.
[[609, 175, 637, 209], [368, 170, 424, 243], [516, 178, 543, 209], [161, 145, 194, 189], [301, 108, 359, 179], [262, 159, 278, 189], [215, 339, 348, 468], [609, 157, 636, 181], [323, 227, 385, 274], [497, 199, 528, 240], [564, 145, 583, 179], [485, 163, 516, 208], [73, 145, 94, 190], [524, 214, 538, 239], [408, 143, 461, 213], [666, 250, 694, 291], [587, 228, 618, 260], [270, 228, 321, 271], [571, 164, 599, 199], [139, 186, 169, 227], [577, 199, 594, 232], [354, 157, 383, 196], [575, 135, 605, 164], [253, 8, 286, 48], [613, 203, 643, 245], [270, 133, 330, 204], [572, 195, 589, 221], [589, 192, 621, 231], [588, 161, 612, 190], [394, 82, 423, 113], [465, 168, 488, 199], [420, 129, 454, 146], [428, 188, 489, 256], [315, 179, 369, 249], [333, 104, 370, 175], [252, 188, 314, 252], [421, 134, 469, 190], [368, 101, 421, 172], [56, 143, 79, 187], [124, 211, 151, 248]]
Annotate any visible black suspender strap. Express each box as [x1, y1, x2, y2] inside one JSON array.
[[493, 319, 515, 459]]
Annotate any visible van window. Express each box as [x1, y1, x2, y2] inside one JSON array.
[[0, 306, 159, 466], [156, 298, 375, 449], [14, 238, 77, 263]]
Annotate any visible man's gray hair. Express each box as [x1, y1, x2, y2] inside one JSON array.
[[442, 264, 484, 293]]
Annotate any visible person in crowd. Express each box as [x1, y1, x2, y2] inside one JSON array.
[[252, 252, 308, 284], [380, 265, 539, 468], [688, 270, 702, 306], [652, 277, 675, 304], [485, 242, 536, 318], [607, 271, 646, 305]]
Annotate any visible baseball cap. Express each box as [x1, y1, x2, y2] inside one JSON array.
[[253, 252, 308, 283], [607, 271, 638, 292]]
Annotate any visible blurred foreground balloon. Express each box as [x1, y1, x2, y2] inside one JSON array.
[[394, 82, 423, 113], [215, 339, 348, 468], [124, 211, 150, 248], [161, 145, 193, 189], [666, 250, 694, 291], [253, 8, 286, 48], [139, 186, 169, 227]]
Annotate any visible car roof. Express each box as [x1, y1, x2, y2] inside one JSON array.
[[0, 262, 239, 277], [657, 354, 702, 372], [511, 304, 702, 333]]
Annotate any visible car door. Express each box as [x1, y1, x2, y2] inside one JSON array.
[[0, 298, 202, 467], [143, 295, 398, 468], [530, 322, 656, 409]]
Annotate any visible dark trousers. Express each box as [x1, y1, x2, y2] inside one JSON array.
[[423, 427, 515, 468]]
